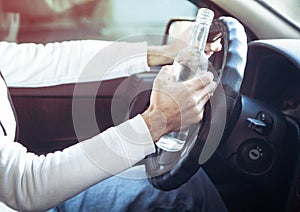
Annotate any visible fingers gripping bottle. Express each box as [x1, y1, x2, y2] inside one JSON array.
[[156, 8, 214, 152]]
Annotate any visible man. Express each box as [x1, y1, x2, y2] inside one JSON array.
[[0, 0, 227, 210], [0, 37, 227, 212]]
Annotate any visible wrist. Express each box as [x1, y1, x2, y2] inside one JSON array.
[[147, 45, 174, 66], [142, 107, 168, 142]]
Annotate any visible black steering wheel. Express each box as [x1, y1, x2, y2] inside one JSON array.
[[145, 16, 248, 191]]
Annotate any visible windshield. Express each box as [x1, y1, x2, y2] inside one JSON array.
[[259, 0, 300, 28], [0, 0, 198, 44]]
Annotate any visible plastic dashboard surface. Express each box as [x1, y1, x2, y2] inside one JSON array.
[[241, 39, 300, 122]]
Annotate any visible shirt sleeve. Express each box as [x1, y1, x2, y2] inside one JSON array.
[[0, 114, 155, 211], [0, 40, 150, 87]]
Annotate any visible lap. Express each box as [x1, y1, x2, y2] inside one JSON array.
[[49, 165, 228, 212]]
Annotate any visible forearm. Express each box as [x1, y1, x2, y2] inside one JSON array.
[[0, 115, 154, 211], [147, 34, 222, 67], [0, 40, 149, 87], [147, 45, 174, 66]]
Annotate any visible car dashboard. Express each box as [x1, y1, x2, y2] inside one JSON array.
[[209, 39, 300, 212], [241, 39, 300, 123]]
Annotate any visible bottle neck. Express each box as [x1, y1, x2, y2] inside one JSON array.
[[188, 21, 211, 53]]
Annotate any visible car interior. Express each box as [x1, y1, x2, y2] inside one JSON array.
[[0, 0, 299, 211]]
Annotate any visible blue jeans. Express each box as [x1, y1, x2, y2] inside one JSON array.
[[49, 165, 227, 212]]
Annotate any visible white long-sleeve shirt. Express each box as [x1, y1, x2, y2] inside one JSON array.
[[0, 40, 150, 87], [0, 40, 155, 211]]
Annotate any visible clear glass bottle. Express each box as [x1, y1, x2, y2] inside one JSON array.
[[156, 8, 214, 152]]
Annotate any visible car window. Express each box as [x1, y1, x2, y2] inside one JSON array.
[[103, 0, 197, 40], [0, 0, 198, 44], [259, 0, 300, 29]]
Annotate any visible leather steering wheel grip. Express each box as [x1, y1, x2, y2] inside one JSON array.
[[145, 16, 248, 191], [210, 16, 248, 126]]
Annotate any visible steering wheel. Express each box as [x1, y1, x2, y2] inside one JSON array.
[[145, 16, 248, 191]]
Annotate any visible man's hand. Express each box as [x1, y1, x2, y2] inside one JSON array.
[[147, 36, 222, 67], [205, 38, 222, 58], [142, 65, 215, 142]]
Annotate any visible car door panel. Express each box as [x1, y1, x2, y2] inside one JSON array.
[[9, 72, 155, 154]]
